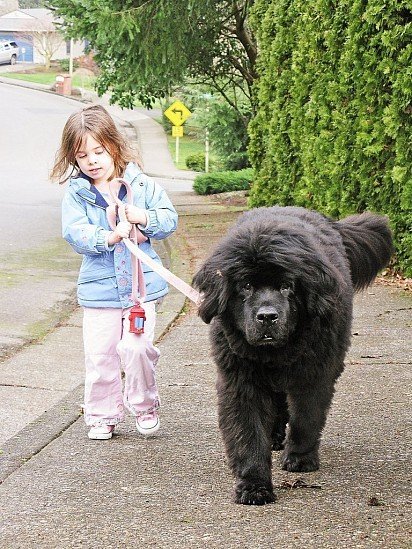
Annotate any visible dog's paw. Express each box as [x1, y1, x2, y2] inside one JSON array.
[[271, 433, 285, 451], [234, 482, 276, 505], [280, 450, 319, 472]]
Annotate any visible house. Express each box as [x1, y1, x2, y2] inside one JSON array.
[[0, 7, 85, 64]]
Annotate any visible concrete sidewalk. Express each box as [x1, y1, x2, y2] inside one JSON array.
[[0, 79, 411, 548], [0, 255, 410, 547]]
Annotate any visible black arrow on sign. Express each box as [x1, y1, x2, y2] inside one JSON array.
[[172, 108, 184, 120]]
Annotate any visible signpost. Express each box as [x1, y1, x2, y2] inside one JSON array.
[[164, 100, 192, 164], [202, 93, 213, 173]]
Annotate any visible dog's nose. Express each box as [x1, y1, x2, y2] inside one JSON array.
[[256, 308, 279, 324]]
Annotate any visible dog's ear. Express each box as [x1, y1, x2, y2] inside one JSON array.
[[192, 263, 230, 324], [301, 259, 342, 319], [306, 274, 337, 318]]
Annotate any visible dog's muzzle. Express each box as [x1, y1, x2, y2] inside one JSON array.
[[256, 307, 279, 325]]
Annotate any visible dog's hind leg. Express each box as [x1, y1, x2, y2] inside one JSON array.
[[271, 392, 289, 451]]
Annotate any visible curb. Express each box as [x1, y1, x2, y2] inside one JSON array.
[[0, 291, 186, 485], [0, 384, 83, 484], [0, 275, 188, 485]]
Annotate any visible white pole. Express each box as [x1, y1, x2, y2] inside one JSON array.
[[69, 38, 74, 76], [205, 127, 209, 173], [176, 135, 179, 164]]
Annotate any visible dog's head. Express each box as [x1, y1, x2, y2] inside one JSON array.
[[193, 211, 343, 349]]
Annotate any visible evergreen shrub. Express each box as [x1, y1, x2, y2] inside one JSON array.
[[186, 152, 206, 171], [224, 152, 251, 171], [249, 0, 412, 275], [185, 153, 205, 172], [185, 152, 221, 171], [193, 168, 254, 195]]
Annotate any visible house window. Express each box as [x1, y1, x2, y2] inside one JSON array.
[[66, 40, 71, 55]]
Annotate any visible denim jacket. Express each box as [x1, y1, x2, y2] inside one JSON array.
[[61, 162, 178, 308]]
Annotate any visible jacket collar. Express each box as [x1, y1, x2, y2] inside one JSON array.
[[69, 162, 141, 207]]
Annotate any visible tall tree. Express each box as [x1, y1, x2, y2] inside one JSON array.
[[48, 0, 256, 113]]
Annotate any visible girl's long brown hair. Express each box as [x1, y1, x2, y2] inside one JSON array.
[[50, 104, 142, 184]]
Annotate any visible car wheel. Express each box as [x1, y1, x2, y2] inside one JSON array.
[[10, 55, 17, 65]]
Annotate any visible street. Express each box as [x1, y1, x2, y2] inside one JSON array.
[[0, 84, 79, 248], [0, 83, 87, 442], [0, 84, 82, 352]]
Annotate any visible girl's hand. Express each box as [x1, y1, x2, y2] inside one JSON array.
[[108, 221, 132, 245], [124, 204, 148, 226]]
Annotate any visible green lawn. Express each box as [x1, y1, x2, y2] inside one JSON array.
[[167, 133, 206, 170], [1, 71, 96, 90], [166, 131, 223, 171]]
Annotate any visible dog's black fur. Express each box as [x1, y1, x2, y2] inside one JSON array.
[[193, 206, 393, 505]]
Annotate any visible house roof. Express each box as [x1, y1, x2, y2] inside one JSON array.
[[0, 8, 56, 32]]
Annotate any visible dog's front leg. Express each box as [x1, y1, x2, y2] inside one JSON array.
[[217, 372, 276, 505], [281, 384, 335, 472]]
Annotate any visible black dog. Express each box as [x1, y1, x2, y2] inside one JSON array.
[[193, 206, 393, 505]]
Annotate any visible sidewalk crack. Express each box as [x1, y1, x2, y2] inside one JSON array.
[[0, 383, 65, 392]]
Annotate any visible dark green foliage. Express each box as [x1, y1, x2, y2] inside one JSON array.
[[205, 100, 252, 158], [249, 0, 412, 275], [48, 1, 257, 111], [190, 92, 253, 164], [193, 168, 254, 195], [186, 153, 207, 172], [224, 152, 251, 170]]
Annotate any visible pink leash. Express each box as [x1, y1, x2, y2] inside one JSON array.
[[107, 178, 201, 306], [107, 179, 147, 302]]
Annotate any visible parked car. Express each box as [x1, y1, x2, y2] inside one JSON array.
[[0, 40, 19, 65]]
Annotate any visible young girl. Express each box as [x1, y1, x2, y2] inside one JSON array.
[[52, 104, 178, 440]]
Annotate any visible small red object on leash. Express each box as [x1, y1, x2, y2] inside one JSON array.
[[129, 303, 146, 334]]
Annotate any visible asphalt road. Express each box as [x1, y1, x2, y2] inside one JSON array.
[[0, 85, 85, 353], [0, 84, 80, 248]]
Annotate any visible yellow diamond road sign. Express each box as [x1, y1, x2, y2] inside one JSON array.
[[164, 100, 192, 127]]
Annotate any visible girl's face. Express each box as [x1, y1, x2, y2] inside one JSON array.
[[75, 134, 114, 185]]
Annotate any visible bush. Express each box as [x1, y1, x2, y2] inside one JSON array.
[[186, 152, 206, 171], [185, 152, 221, 171], [249, 0, 412, 276], [224, 152, 251, 171], [193, 168, 254, 195], [58, 58, 79, 73]]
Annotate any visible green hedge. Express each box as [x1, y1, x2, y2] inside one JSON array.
[[193, 168, 254, 195], [249, 0, 412, 276]]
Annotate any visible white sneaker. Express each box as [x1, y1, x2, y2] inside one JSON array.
[[136, 412, 160, 436], [88, 424, 115, 440]]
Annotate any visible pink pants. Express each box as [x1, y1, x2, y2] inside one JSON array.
[[82, 302, 160, 426]]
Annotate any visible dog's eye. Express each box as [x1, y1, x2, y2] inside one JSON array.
[[280, 283, 293, 297], [243, 283, 253, 296]]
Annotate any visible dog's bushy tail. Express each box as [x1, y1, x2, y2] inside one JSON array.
[[335, 212, 394, 292]]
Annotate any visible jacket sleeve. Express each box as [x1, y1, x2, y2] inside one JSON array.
[[137, 175, 178, 240], [61, 189, 112, 255]]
